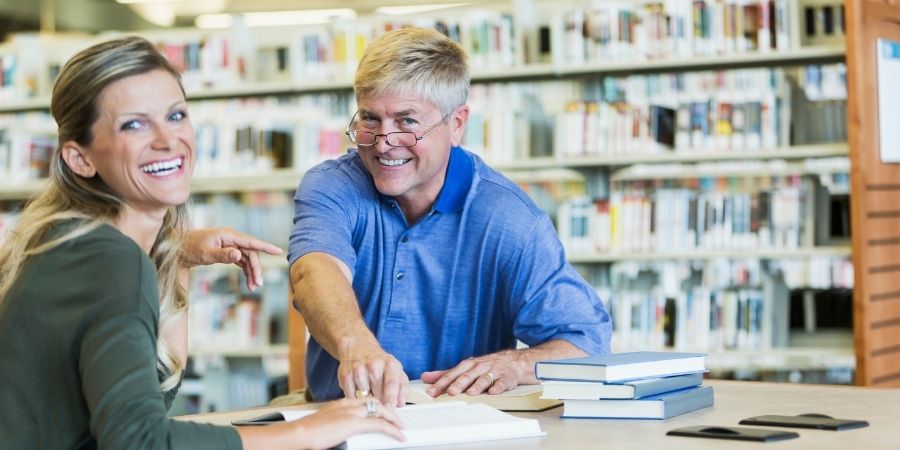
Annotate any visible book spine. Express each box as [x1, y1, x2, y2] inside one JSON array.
[[633, 373, 704, 398], [662, 386, 715, 418]]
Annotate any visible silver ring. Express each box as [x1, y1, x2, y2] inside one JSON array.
[[485, 372, 496, 386], [366, 399, 380, 418]]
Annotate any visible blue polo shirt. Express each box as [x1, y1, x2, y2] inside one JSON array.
[[288, 147, 611, 400]]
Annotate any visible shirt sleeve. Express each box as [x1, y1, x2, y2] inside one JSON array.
[[287, 164, 360, 272], [79, 253, 241, 450], [505, 215, 612, 355]]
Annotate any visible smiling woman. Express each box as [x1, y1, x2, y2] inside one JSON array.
[[0, 36, 404, 450]]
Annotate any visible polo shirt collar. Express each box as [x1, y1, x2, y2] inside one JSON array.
[[434, 146, 474, 213]]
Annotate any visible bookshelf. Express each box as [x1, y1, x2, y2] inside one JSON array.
[[568, 246, 851, 264], [0, 0, 855, 406]]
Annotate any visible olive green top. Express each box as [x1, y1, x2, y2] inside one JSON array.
[[0, 223, 242, 449]]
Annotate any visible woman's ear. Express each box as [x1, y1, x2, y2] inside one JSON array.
[[60, 142, 96, 178]]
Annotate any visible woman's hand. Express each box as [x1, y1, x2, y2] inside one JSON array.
[[237, 398, 405, 450], [181, 227, 283, 291], [292, 398, 405, 450]]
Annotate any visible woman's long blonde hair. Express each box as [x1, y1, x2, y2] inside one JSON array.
[[0, 36, 189, 391]]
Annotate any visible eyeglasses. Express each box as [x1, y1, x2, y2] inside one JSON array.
[[346, 111, 451, 148]]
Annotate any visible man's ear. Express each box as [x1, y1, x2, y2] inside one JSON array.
[[60, 142, 96, 178], [448, 105, 470, 147]]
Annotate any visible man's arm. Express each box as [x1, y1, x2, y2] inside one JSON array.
[[290, 252, 409, 407], [420, 339, 586, 396]]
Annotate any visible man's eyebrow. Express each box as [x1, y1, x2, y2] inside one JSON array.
[[390, 109, 419, 117]]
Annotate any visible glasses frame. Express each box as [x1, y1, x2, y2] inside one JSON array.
[[345, 110, 452, 148]]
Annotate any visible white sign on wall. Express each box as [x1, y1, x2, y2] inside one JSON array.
[[877, 38, 900, 163]]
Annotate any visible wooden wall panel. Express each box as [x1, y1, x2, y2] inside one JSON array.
[[865, 284, 900, 317], [846, 0, 900, 386]]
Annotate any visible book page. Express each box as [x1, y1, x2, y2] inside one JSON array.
[[347, 402, 544, 450]]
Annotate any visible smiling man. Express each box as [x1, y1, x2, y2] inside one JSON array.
[[287, 28, 612, 406]]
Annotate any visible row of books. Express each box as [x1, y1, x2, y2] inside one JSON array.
[[608, 287, 774, 352], [465, 66, 845, 164], [0, 112, 57, 183], [188, 266, 287, 351], [537, 351, 712, 419], [0, 92, 356, 183], [559, 176, 809, 254], [291, 10, 517, 83], [154, 35, 240, 92], [189, 192, 295, 250], [1, 69, 846, 184], [553, 67, 794, 158], [608, 256, 853, 293], [0, 0, 832, 101], [554, 0, 795, 65], [800, 1, 846, 46], [771, 256, 854, 289]]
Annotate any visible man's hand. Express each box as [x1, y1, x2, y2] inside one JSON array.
[[181, 227, 283, 291], [338, 339, 409, 408], [419, 349, 534, 397]]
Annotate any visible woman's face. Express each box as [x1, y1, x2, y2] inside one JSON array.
[[83, 69, 195, 215]]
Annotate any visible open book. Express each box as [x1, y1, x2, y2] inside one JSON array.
[[406, 380, 561, 412], [233, 402, 544, 450]]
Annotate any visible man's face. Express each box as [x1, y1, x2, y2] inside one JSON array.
[[352, 91, 468, 213]]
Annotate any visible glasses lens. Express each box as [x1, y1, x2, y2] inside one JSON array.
[[387, 132, 417, 147], [352, 131, 376, 145]]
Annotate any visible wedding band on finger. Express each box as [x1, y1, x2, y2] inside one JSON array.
[[355, 388, 370, 399], [485, 372, 496, 387], [366, 399, 380, 418]]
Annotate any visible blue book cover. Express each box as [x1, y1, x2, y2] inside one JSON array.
[[535, 351, 706, 382], [561, 385, 714, 419], [542, 373, 703, 400]]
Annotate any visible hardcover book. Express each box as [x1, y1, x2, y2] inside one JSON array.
[[541, 373, 703, 400], [535, 351, 706, 382], [562, 385, 714, 419]]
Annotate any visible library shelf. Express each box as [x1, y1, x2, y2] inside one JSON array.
[[705, 347, 855, 372], [556, 45, 846, 77], [188, 343, 288, 358], [0, 96, 51, 113], [610, 158, 850, 181], [567, 246, 852, 263], [492, 143, 849, 171], [189, 169, 302, 194], [0, 178, 46, 201], [0, 47, 845, 114], [0, 169, 304, 200], [187, 80, 299, 100]]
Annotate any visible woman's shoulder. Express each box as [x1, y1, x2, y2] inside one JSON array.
[[48, 222, 157, 290]]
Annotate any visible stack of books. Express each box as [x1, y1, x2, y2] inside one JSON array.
[[536, 351, 713, 419]]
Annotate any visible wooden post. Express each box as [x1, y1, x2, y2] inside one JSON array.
[[845, 0, 900, 386]]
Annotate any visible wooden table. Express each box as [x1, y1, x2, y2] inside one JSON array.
[[177, 379, 900, 449]]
